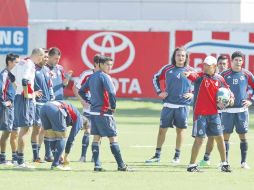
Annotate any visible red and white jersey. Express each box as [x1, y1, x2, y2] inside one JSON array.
[[187, 72, 229, 116], [75, 69, 94, 89], [12, 58, 35, 96]]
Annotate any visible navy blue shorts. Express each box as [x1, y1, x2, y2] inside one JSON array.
[[34, 103, 44, 127], [90, 115, 117, 137], [13, 95, 35, 128], [0, 104, 14, 131], [40, 103, 67, 132], [160, 106, 189, 129], [221, 111, 248, 134], [192, 114, 222, 138]]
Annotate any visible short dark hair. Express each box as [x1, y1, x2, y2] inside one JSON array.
[[43, 48, 49, 53], [5, 53, 19, 66], [93, 54, 102, 64], [171, 47, 188, 66], [217, 55, 228, 63], [99, 55, 113, 65], [231, 51, 244, 60], [48, 47, 61, 57]]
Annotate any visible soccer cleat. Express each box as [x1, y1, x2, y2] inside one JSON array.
[[217, 162, 223, 168], [145, 156, 160, 163], [33, 158, 46, 163], [220, 164, 232, 172], [241, 162, 250, 169], [59, 157, 64, 165], [16, 163, 35, 169], [11, 160, 18, 166], [187, 164, 201, 172], [118, 165, 134, 172], [0, 160, 8, 164], [79, 156, 86, 162], [171, 158, 180, 165], [44, 156, 54, 162], [51, 165, 71, 171], [63, 160, 70, 166], [94, 167, 106, 172], [0, 160, 14, 167], [199, 159, 211, 167]]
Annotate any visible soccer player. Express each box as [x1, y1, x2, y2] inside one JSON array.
[[146, 47, 193, 164], [79, 55, 131, 171], [220, 51, 254, 169], [46, 47, 73, 100], [184, 56, 234, 172], [12, 48, 44, 168], [217, 55, 229, 73], [40, 100, 85, 170], [199, 55, 229, 167], [72, 54, 101, 162], [0, 53, 19, 165], [32, 49, 54, 163]]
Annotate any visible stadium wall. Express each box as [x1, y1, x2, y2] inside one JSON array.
[[29, 0, 242, 22]]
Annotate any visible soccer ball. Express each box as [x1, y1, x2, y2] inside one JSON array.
[[217, 87, 231, 107]]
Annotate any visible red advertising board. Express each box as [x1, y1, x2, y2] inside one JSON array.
[[47, 30, 169, 98], [47, 29, 254, 98]]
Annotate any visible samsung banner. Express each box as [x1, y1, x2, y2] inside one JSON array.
[[0, 27, 28, 55]]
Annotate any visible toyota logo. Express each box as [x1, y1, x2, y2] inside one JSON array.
[[81, 32, 135, 74]]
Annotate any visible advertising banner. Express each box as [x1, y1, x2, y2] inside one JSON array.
[[47, 30, 170, 98]]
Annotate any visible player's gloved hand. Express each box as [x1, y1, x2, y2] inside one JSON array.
[[242, 100, 252, 108], [8, 71, 15, 83], [158, 92, 168, 99]]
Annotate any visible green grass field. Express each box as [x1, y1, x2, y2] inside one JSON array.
[[1, 99, 254, 190]]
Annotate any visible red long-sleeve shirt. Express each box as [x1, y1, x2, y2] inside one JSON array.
[[188, 72, 229, 116]]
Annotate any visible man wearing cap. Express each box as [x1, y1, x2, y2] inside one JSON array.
[[183, 55, 234, 172], [199, 55, 229, 167]]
